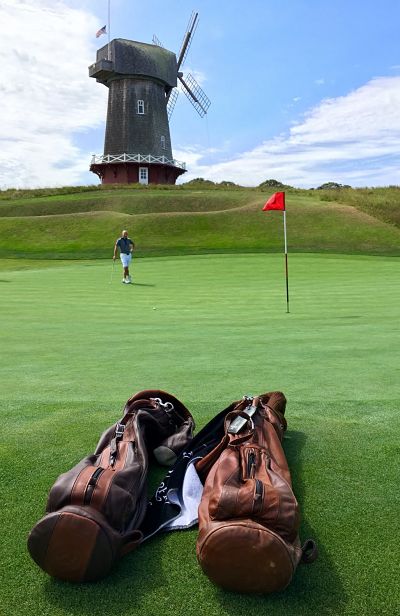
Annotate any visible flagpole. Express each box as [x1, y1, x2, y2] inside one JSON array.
[[107, 0, 111, 60], [283, 209, 289, 313], [262, 191, 289, 313]]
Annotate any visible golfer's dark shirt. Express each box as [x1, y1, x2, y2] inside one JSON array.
[[116, 237, 133, 254]]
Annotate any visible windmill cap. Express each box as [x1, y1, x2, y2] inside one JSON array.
[[96, 39, 177, 88]]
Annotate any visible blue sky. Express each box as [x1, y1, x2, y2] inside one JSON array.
[[1, 0, 400, 188]]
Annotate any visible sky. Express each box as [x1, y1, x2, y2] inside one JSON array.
[[1, 0, 400, 189]]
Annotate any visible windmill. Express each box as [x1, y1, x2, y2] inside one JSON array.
[[89, 11, 210, 185]]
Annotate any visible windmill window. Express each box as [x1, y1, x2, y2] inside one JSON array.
[[137, 100, 145, 115], [161, 135, 166, 149]]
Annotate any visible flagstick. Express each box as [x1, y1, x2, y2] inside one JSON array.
[[283, 210, 290, 313]]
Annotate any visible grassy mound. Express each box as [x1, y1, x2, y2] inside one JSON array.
[[0, 185, 399, 258], [311, 186, 400, 227]]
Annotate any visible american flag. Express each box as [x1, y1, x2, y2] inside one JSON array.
[[96, 25, 107, 38]]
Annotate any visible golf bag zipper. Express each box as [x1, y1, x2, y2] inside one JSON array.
[[246, 449, 264, 513], [83, 467, 104, 505], [247, 450, 256, 478]]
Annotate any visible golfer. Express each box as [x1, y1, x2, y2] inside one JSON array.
[[113, 230, 134, 284]]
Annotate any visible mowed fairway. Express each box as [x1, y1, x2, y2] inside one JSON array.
[[0, 253, 399, 616]]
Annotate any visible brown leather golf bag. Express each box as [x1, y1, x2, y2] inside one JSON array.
[[28, 390, 194, 582], [196, 392, 317, 593]]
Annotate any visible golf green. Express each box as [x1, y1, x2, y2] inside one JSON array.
[[0, 253, 399, 615]]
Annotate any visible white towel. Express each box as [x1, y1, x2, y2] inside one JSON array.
[[164, 460, 203, 530]]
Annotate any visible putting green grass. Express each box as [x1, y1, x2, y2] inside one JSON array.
[[0, 254, 399, 616]]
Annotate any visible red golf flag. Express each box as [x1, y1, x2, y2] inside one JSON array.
[[262, 191, 285, 211]]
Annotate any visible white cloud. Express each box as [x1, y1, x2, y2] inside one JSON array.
[[0, 0, 107, 188], [179, 68, 206, 87], [178, 76, 400, 187], [1, 2, 399, 190]]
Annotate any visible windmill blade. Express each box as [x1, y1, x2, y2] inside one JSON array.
[[152, 34, 164, 48], [178, 73, 211, 118], [167, 88, 179, 120], [176, 11, 199, 70]]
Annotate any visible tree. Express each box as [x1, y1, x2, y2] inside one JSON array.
[[316, 182, 352, 190], [258, 179, 286, 188]]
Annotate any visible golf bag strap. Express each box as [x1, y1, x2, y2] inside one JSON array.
[[301, 539, 318, 564], [109, 422, 126, 466], [120, 530, 144, 557], [108, 397, 167, 466]]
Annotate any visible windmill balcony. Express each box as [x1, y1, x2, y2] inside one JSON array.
[[90, 153, 186, 170], [88, 59, 114, 82]]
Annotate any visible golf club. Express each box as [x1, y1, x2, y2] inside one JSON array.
[[109, 259, 115, 284]]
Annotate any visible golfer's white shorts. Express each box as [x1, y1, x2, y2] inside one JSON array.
[[120, 253, 132, 267]]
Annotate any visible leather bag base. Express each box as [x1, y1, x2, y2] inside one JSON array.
[[28, 506, 140, 582], [197, 521, 297, 593]]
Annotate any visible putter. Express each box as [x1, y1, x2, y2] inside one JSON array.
[[109, 260, 115, 284]]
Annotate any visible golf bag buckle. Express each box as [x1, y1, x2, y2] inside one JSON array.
[[151, 398, 175, 414], [242, 395, 254, 403], [115, 423, 125, 438]]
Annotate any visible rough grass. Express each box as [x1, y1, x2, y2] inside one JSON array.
[[310, 186, 400, 227], [0, 189, 252, 216], [0, 254, 399, 616], [0, 188, 399, 259]]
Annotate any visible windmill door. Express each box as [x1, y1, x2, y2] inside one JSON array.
[[139, 167, 149, 185]]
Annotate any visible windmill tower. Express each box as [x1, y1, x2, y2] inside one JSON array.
[[89, 12, 210, 185]]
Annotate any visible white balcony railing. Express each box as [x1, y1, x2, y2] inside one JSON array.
[[90, 153, 186, 170]]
